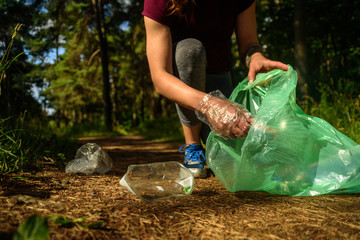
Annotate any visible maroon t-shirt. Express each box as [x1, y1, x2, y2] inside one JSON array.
[[142, 0, 255, 74]]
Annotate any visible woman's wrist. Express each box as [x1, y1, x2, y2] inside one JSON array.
[[241, 44, 264, 68]]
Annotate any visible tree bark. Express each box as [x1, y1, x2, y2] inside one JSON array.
[[92, 0, 113, 131], [294, 0, 308, 101], [149, 89, 162, 120]]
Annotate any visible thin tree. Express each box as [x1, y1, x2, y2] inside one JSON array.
[[92, 0, 113, 131], [294, 0, 308, 100]]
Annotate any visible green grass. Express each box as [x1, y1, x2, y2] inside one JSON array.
[[306, 84, 360, 144], [0, 113, 80, 174]]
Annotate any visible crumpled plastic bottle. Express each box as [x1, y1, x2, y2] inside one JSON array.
[[65, 143, 113, 174], [120, 161, 195, 203]]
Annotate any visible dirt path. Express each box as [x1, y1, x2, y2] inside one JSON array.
[[1, 135, 360, 239]]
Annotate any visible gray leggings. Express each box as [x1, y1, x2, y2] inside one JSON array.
[[173, 38, 233, 142]]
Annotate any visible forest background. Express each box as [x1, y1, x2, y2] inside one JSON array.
[[0, 0, 359, 173]]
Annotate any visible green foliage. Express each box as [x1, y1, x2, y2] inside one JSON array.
[[135, 115, 184, 142], [0, 0, 359, 148], [256, 0, 360, 99], [13, 215, 49, 240], [52, 120, 128, 138], [36, 0, 154, 130], [0, 113, 79, 174], [256, 0, 295, 64], [0, 1, 46, 118], [254, 0, 360, 145], [308, 84, 360, 144]]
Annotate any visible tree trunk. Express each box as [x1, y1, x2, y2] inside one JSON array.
[[112, 70, 119, 127], [139, 59, 145, 123], [92, 0, 113, 131], [294, 0, 308, 101], [149, 89, 162, 120]]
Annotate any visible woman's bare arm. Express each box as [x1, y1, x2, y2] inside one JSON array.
[[144, 16, 206, 110], [235, 1, 288, 83], [144, 16, 252, 138]]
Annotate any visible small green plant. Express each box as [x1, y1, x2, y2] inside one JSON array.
[[56, 153, 66, 162], [13, 215, 49, 240], [13, 214, 103, 240], [48, 215, 103, 229]]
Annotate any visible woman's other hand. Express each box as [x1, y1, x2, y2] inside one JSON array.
[[247, 53, 288, 83]]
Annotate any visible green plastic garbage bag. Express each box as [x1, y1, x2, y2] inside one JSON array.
[[206, 65, 360, 196]]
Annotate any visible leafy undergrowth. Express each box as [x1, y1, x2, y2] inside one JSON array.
[[0, 113, 80, 174], [306, 84, 360, 144]]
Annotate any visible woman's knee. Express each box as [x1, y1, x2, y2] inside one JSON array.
[[174, 38, 206, 65]]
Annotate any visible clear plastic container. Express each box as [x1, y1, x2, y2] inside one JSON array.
[[120, 161, 195, 203], [65, 143, 113, 174]]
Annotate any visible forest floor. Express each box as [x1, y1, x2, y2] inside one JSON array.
[[1, 135, 360, 240]]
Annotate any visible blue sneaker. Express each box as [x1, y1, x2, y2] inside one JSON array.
[[179, 143, 206, 178]]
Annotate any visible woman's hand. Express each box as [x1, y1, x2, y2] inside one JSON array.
[[234, 1, 288, 84], [195, 92, 253, 138], [247, 53, 289, 83]]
